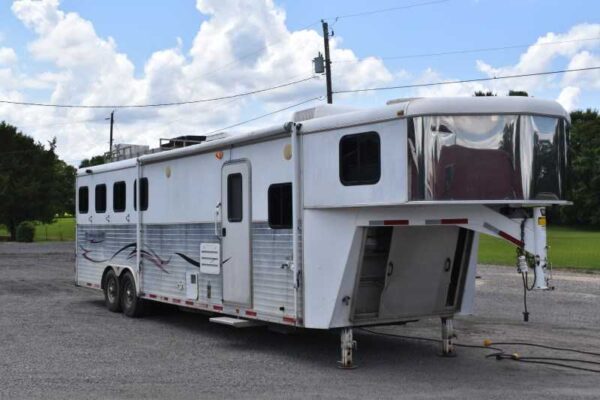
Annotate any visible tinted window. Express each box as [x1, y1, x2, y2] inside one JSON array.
[[134, 178, 149, 211], [227, 173, 243, 222], [95, 184, 107, 213], [268, 183, 292, 229], [339, 131, 381, 186], [78, 186, 89, 214], [113, 181, 126, 212]]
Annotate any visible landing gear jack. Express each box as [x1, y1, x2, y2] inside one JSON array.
[[440, 317, 457, 357], [338, 328, 357, 369]]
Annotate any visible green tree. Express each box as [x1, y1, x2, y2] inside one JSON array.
[[0, 122, 74, 239], [79, 155, 106, 168], [560, 109, 600, 225]]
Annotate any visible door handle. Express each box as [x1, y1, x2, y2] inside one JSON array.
[[386, 262, 394, 277], [214, 203, 221, 237], [222, 228, 227, 237]]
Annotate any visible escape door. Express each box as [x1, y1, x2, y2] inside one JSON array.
[[221, 161, 252, 306]]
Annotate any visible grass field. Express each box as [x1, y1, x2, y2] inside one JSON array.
[[478, 226, 600, 270], [0, 217, 75, 242], [1, 218, 598, 270]]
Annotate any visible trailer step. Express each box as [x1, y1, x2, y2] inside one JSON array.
[[209, 316, 265, 328]]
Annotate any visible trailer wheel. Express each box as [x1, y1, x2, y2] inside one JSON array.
[[120, 271, 145, 318], [103, 269, 122, 313]]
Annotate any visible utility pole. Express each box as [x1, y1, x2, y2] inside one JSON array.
[[321, 20, 333, 104], [107, 111, 114, 160]]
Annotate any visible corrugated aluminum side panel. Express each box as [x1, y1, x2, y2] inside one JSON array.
[[76, 224, 136, 285], [142, 224, 221, 300], [251, 222, 300, 318]]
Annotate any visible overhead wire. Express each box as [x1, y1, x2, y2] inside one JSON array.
[[201, 96, 323, 136], [325, 0, 450, 21], [0, 76, 317, 109], [331, 36, 600, 63], [333, 66, 600, 94]]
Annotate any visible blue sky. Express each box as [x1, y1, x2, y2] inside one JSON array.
[[0, 0, 598, 164]]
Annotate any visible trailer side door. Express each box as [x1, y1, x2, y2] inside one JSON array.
[[221, 161, 252, 306]]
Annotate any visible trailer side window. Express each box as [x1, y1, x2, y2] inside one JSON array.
[[268, 183, 292, 229], [95, 184, 107, 213], [78, 186, 89, 214], [134, 178, 149, 211], [227, 173, 243, 222], [339, 131, 381, 186], [113, 181, 126, 212]]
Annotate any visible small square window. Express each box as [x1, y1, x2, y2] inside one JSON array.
[[339, 132, 381, 186], [113, 181, 126, 213], [227, 173, 243, 222], [268, 183, 292, 229], [134, 178, 149, 211], [95, 184, 107, 213], [78, 186, 89, 214]]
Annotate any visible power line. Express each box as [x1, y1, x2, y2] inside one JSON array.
[[327, 0, 450, 20], [0, 76, 317, 109], [201, 96, 323, 136], [333, 66, 600, 94], [332, 36, 600, 63]]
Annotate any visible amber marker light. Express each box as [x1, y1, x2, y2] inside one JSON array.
[[215, 151, 224, 160]]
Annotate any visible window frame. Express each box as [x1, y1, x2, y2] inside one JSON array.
[[78, 186, 89, 214], [268, 182, 292, 229], [339, 131, 381, 186], [134, 177, 149, 211], [95, 184, 107, 213], [227, 173, 243, 223], [113, 181, 126, 213]]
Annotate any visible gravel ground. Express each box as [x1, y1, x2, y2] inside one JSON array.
[[0, 242, 598, 399]]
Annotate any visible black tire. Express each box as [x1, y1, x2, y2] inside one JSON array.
[[103, 269, 122, 313], [120, 271, 145, 318]]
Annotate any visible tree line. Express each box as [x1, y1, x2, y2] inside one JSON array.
[[0, 106, 599, 239]]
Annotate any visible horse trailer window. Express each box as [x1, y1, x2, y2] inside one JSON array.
[[113, 181, 126, 212], [95, 184, 107, 213], [339, 131, 381, 186], [268, 183, 292, 229], [227, 173, 243, 222], [134, 178, 149, 211], [78, 186, 89, 214]]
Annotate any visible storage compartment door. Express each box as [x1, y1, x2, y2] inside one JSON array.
[[378, 226, 460, 319]]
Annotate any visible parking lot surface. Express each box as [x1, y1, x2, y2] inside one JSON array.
[[0, 242, 598, 399]]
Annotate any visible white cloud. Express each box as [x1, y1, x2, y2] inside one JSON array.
[[474, 23, 600, 96], [0, 47, 17, 65], [557, 86, 581, 111], [3, 0, 393, 165], [413, 23, 600, 104]]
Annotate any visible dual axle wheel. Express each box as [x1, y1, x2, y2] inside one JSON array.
[[103, 269, 145, 317]]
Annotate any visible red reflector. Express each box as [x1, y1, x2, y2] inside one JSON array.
[[283, 316, 296, 324], [499, 231, 524, 247], [86, 282, 92, 287], [185, 301, 194, 306], [245, 310, 257, 317], [441, 218, 469, 225], [213, 305, 223, 311], [148, 294, 157, 299], [172, 299, 181, 304], [383, 219, 409, 226]]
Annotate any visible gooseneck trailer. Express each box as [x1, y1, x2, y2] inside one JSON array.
[[75, 97, 569, 367]]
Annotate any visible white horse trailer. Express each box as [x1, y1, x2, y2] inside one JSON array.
[[75, 97, 570, 367]]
